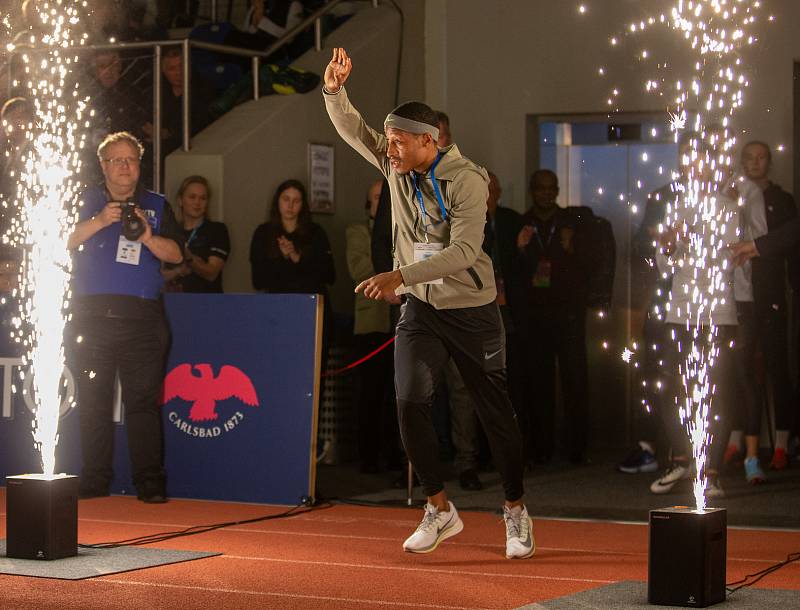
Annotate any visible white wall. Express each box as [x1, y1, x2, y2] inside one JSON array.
[[424, 0, 798, 212]]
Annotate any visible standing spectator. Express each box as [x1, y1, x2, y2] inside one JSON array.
[[82, 50, 149, 186], [142, 47, 214, 174], [66, 131, 183, 503], [511, 169, 594, 465], [728, 141, 797, 475], [249, 179, 335, 298], [323, 48, 533, 559], [649, 165, 739, 498], [162, 175, 230, 293], [483, 170, 523, 428], [0, 98, 32, 349], [346, 178, 393, 474]]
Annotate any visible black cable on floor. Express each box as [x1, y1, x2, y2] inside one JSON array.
[[726, 551, 800, 595], [79, 498, 333, 550]]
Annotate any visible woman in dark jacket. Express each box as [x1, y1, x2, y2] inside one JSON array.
[[249, 179, 335, 296]]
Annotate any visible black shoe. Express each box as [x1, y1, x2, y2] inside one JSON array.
[[459, 469, 483, 491], [136, 479, 168, 504]]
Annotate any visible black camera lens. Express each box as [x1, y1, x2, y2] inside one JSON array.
[[121, 201, 145, 241]]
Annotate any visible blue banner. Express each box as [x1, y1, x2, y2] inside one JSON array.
[[0, 294, 321, 505]]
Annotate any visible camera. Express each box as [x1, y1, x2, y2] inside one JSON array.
[[121, 201, 145, 241]]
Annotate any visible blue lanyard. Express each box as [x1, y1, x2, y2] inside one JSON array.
[[186, 221, 203, 246], [533, 223, 556, 251], [411, 152, 448, 232]]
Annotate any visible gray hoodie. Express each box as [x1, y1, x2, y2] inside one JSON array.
[[324, 87, 497, 310]]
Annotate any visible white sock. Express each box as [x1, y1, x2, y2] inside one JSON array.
[[776, 430, 789, 451], [728, 430, 743, 448], [507, 505, 522, 518]]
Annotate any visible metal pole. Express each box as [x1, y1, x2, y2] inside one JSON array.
[[210, 0, 217, 23], [252, 56, 260, 100], [182, 38, 191, 153], [153, 45, 162, 192], [314, 18, 322, 52]]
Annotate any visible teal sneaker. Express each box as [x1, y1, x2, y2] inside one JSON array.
[[744, 456, 766, 484]]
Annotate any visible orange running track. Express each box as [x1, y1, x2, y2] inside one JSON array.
[[1, 490, 798, 609]]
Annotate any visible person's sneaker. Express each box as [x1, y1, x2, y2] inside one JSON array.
[[744, 456, 766, 484], [723, 444, 742, 466], [770, 448, 788, 470], [459, 469, 483, 491], [503, 505, 535, 559], [650, 462, 691, 494], [617, 443, 658, 474], [705, 475, 725, 499], [402, 501, 463, 553]]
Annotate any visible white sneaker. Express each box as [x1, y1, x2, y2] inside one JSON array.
[[503, 505, 535, 559], [402, 501, 463, 553], [650, 462, 691, 494], [705, 476, 725, 499]]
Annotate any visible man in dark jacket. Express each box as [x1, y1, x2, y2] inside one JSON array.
[[510, 169, 595, 465]]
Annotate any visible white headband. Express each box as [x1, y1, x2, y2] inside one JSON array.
[[384, 113, 439, 141]]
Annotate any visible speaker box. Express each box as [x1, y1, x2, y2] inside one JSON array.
[[6, 474, 78, 560], [648, 506, 726, 607]]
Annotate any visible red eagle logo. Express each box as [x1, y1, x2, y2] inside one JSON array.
[[162, 364, 259, 422]]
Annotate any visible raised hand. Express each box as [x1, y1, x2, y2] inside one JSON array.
[[324, 47, 352, 93], [517, 225, 534, 249]]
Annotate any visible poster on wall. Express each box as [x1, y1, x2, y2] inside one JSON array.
[[308, 143, 335, 214]]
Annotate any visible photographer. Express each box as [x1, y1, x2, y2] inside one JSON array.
[[67, 131, 183, 503]]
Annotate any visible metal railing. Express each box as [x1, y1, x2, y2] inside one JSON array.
[[8, 0, 369, 189]]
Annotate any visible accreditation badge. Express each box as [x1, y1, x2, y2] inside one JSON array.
[[532, 258, 552, 288], [116, 236, 142, 265], [413, 242, 444, 285]]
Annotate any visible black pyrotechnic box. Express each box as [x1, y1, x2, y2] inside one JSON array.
[[648, 506, 726, 607], [6, 474, 78, 560]]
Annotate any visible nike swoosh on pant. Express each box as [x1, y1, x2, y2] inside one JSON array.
[[484, 348, 502, 360]]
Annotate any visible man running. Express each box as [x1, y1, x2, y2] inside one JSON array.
[[322, 47, 533, 559]]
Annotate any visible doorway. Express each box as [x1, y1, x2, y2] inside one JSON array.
[[527, 113, 679, 447]]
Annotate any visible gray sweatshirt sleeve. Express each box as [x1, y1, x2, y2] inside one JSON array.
[[323, 87, 390, 176], [399, 169, 489, 286]]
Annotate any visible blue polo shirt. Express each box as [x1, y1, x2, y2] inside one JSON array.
[[73, 185, 181, 304]]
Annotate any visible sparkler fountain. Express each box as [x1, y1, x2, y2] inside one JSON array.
[[4, 0, 88, 560], [583, 1, 764, 606]]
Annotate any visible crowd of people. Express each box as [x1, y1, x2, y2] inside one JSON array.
[[0, 9, 797, 559]]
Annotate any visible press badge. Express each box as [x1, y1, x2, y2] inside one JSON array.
[[413, 242, 444, 285], [116, 236, 142, 265], [532, 258, 552, 288]]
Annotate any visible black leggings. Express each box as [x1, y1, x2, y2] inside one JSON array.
[[734, 301, 793, 435], [394, 296, 524, 501]]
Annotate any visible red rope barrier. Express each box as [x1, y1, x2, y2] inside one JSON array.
[[322, 336, 395, 377]]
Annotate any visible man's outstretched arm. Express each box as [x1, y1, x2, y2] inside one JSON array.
[[322, 48, 390, 176]]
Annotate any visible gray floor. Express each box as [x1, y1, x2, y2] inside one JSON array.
[[0, 540, 219, 580], [515, 581, 800, 609], [316, 448, 800, 528]]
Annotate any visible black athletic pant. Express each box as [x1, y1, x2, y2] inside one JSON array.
[[67, 313, 169, 490], [518, 305, 588, 462], [394, 295, 524, 501]]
